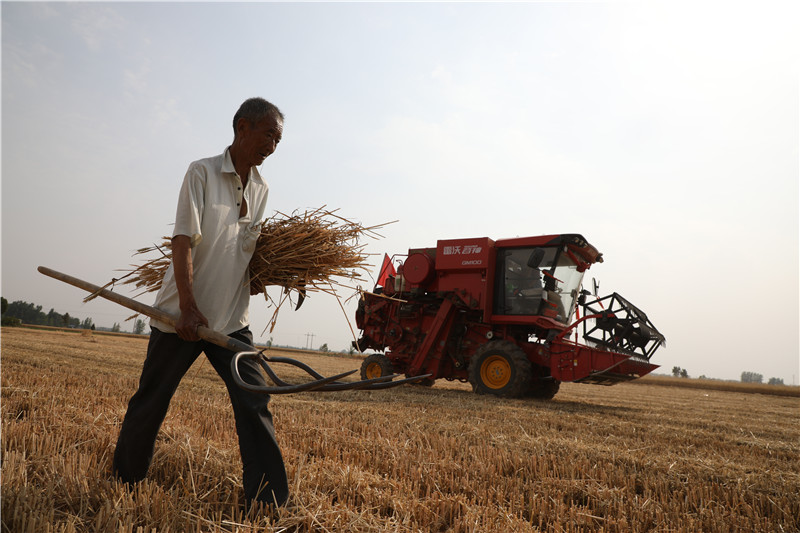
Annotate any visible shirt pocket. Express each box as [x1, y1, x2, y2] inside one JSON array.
[[242, 223, 261, 254]]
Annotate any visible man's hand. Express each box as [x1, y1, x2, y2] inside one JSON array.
[[175, 304, 209, 342]]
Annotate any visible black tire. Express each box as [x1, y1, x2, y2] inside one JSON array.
[[468, 340, 532, 398], [408, 376, 435, 387], [526, 378, 560, 400], [360, 353, 394, 380]]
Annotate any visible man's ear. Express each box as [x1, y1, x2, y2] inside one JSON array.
[[235, 117, 249, 137]]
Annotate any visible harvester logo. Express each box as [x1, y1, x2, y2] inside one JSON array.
[[463, 244, 482, 255], [443, 244, 482, 255]]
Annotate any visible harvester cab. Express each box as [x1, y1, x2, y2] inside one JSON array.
[[355, 234, 664, 399], [494, 239, 588, 324]]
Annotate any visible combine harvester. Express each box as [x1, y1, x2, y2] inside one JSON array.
[[355, 234, 665, 399]]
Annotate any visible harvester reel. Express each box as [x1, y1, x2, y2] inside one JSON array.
[[581, 292, 665, 360], [468, 340, 532, 398]]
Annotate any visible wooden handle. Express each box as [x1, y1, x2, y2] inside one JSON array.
[[37, 266, 252, 353]]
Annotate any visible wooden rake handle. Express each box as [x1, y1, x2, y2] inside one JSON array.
[[37, 266, 432, 393], [37, 266, 252, 353]]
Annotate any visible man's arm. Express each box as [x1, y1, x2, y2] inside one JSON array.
[[172, 234, 208, 341]]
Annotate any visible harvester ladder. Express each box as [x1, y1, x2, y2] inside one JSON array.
[[407, 297, 457, 378]]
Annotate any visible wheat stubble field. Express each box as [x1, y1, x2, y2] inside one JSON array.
[[1, 327, 798, 532]]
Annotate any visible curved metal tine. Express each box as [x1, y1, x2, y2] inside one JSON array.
[[263, 355, 394, 387], [263, 355, 331, 380], [258, 354, 434, 391], [353, 374, 434, 391], [315, 373, 434, 392], [232, 351, 357, 394], [254, 353, 355, 387], [311, 374, 402, 392], [252, 354, 301, 387], [257, 354, 361, 387]]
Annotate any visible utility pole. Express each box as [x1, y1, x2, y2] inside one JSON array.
[[305, 332, 315, 350]]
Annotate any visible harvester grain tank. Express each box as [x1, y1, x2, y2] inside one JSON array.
[[354, 234, 664, 399]]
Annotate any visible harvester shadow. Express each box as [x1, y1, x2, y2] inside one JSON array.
[[306, 382, 639, 416]]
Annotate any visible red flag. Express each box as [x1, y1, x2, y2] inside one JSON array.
[[376, 254, 396, 288]]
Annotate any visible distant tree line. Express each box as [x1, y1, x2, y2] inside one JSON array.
[[741, 371, 785, 386], [666, 365, 786, 386], [1, 298, 95, 329], [672, 366, 689, 378], [741, 371, 763, 384]]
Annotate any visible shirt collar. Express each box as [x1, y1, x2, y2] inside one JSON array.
[[222, 146, 265, 186]]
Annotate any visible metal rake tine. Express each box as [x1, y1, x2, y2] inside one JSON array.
[[263, 355, 398, 388], [354, 374, 434, 390], [259, 354, 371, 387], [232, 351, 357, 394], [310, 374, 402, 392], [263, 355, 333, 380], [254, 353, 355, 387], [312, 373, 434, 392], [263, 356, 423, 390], [252, 354, 306, 387]]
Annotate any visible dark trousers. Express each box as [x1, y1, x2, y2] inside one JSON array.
[[112, 327, 289, 506]]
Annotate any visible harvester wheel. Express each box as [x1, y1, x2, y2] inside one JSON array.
[[360, 353, 394, 381], [526, 378, 560, 400], [407, 375, 435, 387], [468, 340, 532, 398]]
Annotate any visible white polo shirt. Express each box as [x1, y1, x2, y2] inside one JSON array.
[[151, 147, 269, 335]]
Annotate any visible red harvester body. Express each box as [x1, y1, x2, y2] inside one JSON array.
[[355, 234, 664, 399]]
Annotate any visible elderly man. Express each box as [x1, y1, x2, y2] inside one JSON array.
[[112, 97, 289, 507]]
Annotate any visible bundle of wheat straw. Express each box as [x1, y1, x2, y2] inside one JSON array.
[[248, 207, 392, 332], [92, 207, 392, 332]]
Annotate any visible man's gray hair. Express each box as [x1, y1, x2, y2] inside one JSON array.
[[232, 97, 284, 134]]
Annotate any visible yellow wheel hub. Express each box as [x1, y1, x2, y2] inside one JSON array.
[[480, 355, 511, 389], [365, 362, 383, 380]]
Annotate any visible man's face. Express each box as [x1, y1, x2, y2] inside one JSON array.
[[237, 115, 283, 167]]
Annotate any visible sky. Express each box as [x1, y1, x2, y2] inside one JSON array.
[[2, 1, 798, 384]]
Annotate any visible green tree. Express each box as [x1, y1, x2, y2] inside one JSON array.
[[133, 319, 146, 335], [741, 371, 763, 384], [2, 315, 22, 326], [0, 297, 17, 326], [111, 322, 121, 333], [319, 343, 329, 353], [2, 297, 21, 327], [3, 299, 86, 328], [672, 366, 682, 377], [6, 301, 47, 324]]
